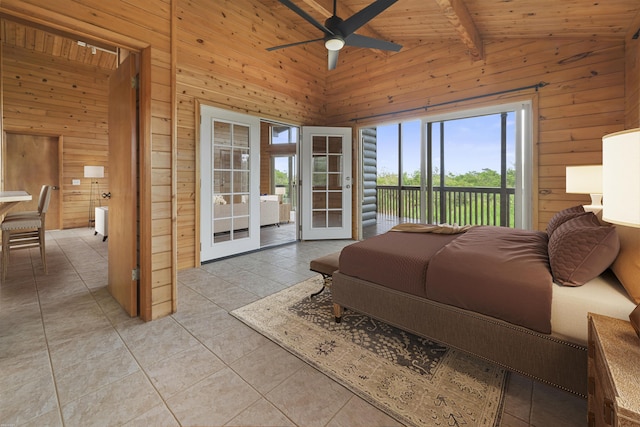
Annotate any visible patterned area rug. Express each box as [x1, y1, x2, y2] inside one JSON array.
[[231, 276, 507, 427]]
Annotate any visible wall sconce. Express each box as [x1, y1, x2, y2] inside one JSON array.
[[565, 165, 603, 213]]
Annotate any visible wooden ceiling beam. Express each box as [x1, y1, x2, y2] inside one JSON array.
[[433, 0, 484, 61], [299, 0, 333, 19]]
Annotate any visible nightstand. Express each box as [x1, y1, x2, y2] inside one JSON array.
[[587, 313, 640, 427]]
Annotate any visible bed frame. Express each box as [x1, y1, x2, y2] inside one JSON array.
[[332, 271, 588, 397]]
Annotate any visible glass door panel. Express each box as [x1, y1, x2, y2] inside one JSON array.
[[312, 136, 344, 229], [212, 121, 251, 243], [301, 127, 352, 240]]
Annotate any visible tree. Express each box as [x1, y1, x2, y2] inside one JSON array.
[[274, 169, 288, 186], [377, 168, 515, 188]]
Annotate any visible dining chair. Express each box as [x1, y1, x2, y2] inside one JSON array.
[[1, 185, 52, 280], [3, 184, 49, 220]]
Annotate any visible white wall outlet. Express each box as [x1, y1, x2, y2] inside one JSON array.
[[72, 179, 81, 185]]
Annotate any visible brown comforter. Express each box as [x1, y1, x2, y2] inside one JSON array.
[[339, 231, 461, 298], [338, 226, 553, 333], [426, 226, 552, 333]]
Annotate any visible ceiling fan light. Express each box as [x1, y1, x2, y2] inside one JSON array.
[[325, 37, 345, 51]]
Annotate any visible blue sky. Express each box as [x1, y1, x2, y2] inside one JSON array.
[[376, 113, 516, 176]]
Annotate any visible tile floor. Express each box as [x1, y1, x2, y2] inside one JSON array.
[[0, 228, 587, 426]]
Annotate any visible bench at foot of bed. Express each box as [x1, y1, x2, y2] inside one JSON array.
[[333, 303, 343, 323], [309, 251, 340, 298]]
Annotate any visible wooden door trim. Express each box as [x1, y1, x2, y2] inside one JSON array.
[[138, 47, 153, 321], [194, 99, 202, 267], [56, 135, 64, 231]]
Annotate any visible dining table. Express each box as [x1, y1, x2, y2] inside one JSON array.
[[0, 190, 33, 216]]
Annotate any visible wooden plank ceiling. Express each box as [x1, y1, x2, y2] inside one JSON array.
[[1, 18, 118, 70], [2, 0, 640, 70], [263, 0, 640, 64]]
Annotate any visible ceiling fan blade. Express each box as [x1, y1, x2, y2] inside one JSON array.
[[340, 0, 398, 36], [345, 33, 402, 52], [328, 49, 339, 70], [266, 38, 324, 51], [277, 0, 334, 36]]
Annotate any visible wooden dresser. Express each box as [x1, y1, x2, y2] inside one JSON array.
[[588, 313, 640, 427]]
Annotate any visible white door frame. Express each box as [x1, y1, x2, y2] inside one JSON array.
[[200, 105, 260, 261], [301, 126, 352, 240]]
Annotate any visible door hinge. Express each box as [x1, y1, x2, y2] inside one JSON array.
[[132, 267, 140, 281], [131, 76, 139, 89]]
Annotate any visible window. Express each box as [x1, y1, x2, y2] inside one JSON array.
[[271, 126, 298, 144], [428, 112, 516, 227], [369, 101, 532, 229]]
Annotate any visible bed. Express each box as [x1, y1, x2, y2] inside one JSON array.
[[331, 207, 639, 396]]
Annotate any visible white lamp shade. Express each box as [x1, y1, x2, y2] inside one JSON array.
[[565, 165, 602, 194], [602, 129, 640, 227], [84, 165, 104, 179]]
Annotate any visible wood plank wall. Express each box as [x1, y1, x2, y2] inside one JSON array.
[[260, 122, 271, 195], [0, 0, 174, 320], [626, 29, 640, 128], [2, 42, 111, 228], [324, 38, 627, 231], [175, 0, 326, 269]]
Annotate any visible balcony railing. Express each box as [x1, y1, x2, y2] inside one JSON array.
[[377, 185, 516, 227]]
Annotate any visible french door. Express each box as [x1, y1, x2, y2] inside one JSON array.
[[200, 105, 260, 261], [301, 127, 352, 240]]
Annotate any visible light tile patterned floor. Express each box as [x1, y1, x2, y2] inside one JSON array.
[[0, 228, 587, 426]]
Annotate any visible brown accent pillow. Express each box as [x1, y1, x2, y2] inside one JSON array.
[[546, 205, 587, 237], [548, 213, 620, 286], [610, 225, 640, 304]]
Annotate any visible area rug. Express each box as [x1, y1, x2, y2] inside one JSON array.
[[231, 276, 507, 427]]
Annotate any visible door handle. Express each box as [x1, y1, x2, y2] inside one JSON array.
[[102, 192, 111, 199]]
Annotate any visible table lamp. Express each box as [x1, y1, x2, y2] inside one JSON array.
[[602, 129, 640, 338], [565, 165, 603, 213]]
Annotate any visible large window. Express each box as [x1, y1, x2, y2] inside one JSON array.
[[372, 102, 532, 229]]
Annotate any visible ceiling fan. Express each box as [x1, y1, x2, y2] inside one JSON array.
[[267, 0, 402, 70]]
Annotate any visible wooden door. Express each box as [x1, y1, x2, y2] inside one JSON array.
[[108, 54, 138, 317], [3, 133, 60, 229]]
